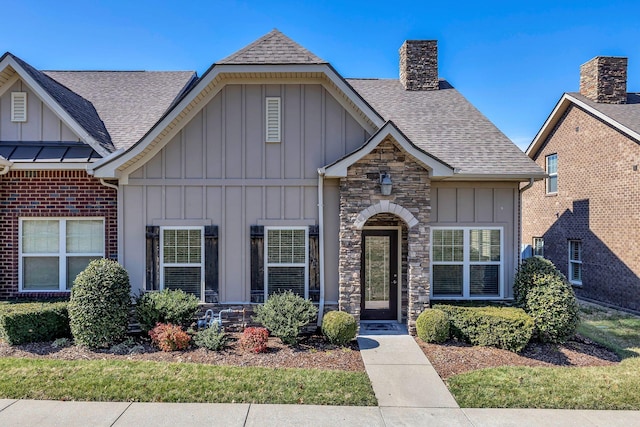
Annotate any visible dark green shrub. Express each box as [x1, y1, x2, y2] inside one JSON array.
[[525, 275, 579, 343], [253, 290, 318, 345], [514, 257, 579, 343], [135, 289, 200, 333], [194, 324, 228, 351], [68, 259, 131, 349], [436, 304, 534, 352], [416, 309, 449, 343], [0, 302, 70, 345], [322, 311, 357, 346]]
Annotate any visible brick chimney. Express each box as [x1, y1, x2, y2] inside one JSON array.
[[400, 40, 438, 91], [579, 56, 628, 104]]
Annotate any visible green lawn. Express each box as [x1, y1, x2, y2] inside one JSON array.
[[0, 358, 376, 406], [447, 302, 640, 409]]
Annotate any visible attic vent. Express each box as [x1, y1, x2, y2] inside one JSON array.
[[265, 97, 281, 142], [11, 92, 27, 122]]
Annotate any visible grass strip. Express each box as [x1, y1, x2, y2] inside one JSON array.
[[577, 305, 640, 358], [0, 358, 376, 406], [448, 357, 640, 409]]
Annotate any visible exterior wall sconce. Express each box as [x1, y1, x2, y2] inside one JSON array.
[[379, 172, 392, 196]]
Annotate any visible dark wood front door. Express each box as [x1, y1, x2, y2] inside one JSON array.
[[361, 229, 398, 320]]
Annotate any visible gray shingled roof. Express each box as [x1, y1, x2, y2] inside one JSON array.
[[218, 29, 326, 64], [44, 71, 196, 150], [347, 79, 544, 176], [11, 54, 114, 153], [568, 92, 640, 136]]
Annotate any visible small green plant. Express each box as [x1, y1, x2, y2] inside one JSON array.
[[68, 259, 131, 349], [149, 323, 191, 352], [322, 311, 357, 346], [51, 337, 71, 349], [194, 324, 228, 351], [253, 291, 318, 345], [416, 309, 450, 343], [240, 327, 269, 353], [109, 337, 137, 355], [0, 302, 70, 345], [135, 289, 200, 333]]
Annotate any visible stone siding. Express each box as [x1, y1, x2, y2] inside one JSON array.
[[579, 56, 627, 104], [338, 138, 431, 333], [399, 40, 438, 91]]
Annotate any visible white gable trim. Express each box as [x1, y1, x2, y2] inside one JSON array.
[[0, 56, 109, 157], [320, 121, 454, 178], [527, 93, 640, 158], [91, 63, 385, 179]]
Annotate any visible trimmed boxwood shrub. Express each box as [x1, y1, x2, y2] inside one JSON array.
[[322, 311, 357, 346], [0, 302, 70, 345], [416, 309, 449, 343], [134, 289, 200, 333], [68, 259, 131, 349], [253, 290, 318, 345], [514, 257, 579, 343], [435, 304, 533, 352]]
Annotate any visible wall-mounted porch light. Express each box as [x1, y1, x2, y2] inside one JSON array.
[[379, 172, 392, 196]]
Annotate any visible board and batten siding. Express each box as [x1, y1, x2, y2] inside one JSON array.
[[431, 181, 520, 299], [122, 83, 369, 302], [0, 79, 78, 141]]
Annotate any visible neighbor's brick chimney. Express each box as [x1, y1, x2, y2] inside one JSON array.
[[400, 40, 438, 91], [579, 56, 628, 104]]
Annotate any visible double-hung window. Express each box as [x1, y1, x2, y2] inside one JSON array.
[[160, 227, 204, 299], [264, 227, 308, 299], [533, 237, 544, 257], [20, 218, 104, 291], [431, 227, 502, 298], [546, 154, 558, 194], [568, 240, 582, 285]]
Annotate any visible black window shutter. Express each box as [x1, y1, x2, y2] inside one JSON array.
[[145, 226, 160, 291], [308, 225, 320, 302], [250, 225, 264, 303], [204, 225, 219, 303]]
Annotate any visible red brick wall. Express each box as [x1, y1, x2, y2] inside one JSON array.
[[0, 170, 117, 299], [522, 104, 640, 311]]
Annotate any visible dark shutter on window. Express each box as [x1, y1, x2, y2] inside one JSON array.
[[204, 225, 219, 303], [145, 225, 160, 291], [250, 225, 264, 303], [308, 225, 320, 302]]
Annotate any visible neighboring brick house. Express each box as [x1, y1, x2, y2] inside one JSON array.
[[522, 56, 640, 312], [2, 31, 543, 332]]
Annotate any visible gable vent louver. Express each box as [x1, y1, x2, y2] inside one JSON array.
[[11, 92, 27, 122], [265, 97, 281, 143]]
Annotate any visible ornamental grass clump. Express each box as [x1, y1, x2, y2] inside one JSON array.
[[135, 289, 200, 333], [253, 290, 317, 345], [416, 309, 450, 343], [68, 259, 131, 349], [322, 311, 357, 346]]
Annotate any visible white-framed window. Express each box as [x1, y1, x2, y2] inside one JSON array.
[[533, 237, 544, 257], [546, 153, 558, 194], [160, 227, 204, 299], [11, 92, 27, 122], [264, 226, 308, 299], [568, 240, 582, 285], [265, 97, 281, 143], [431, 227, 503, 298], [19, 218, 104, 291]]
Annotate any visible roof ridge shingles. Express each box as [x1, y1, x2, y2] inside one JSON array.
[[218, 29, 326, 65]]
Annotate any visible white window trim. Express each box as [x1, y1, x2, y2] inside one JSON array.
[[430, 226, 504, 299], [265, 97, 281, 143], [19, 217, 105, 292], [264, 226, 309, 301], [533, 237, 544, 257], [546, 154, 558, 194], [568, 240, 583, 286], [11, 92, 27, 122], [159, 226, 205, 299]]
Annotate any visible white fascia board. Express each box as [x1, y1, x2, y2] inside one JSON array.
[[3, 57, 110, 157], [321, 122, 454, 178], [87, 148, 125, 177], [439, 173, 547, 182], [9, 162, 90, 171]]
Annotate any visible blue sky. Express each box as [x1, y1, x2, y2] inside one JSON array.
[[5, 0, 640, 150]]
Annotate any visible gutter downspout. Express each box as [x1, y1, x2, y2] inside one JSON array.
[[100, 178, 119, 191], [317, 169, 326, 327], [518, 178, 535, 264], [0, 158, 12, 176]]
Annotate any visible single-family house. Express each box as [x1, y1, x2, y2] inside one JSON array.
[[522, 56, 640, 312], [1, 30, 543, 331]]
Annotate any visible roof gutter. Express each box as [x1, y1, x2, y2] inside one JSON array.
[[0, 157, 12, 176]]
